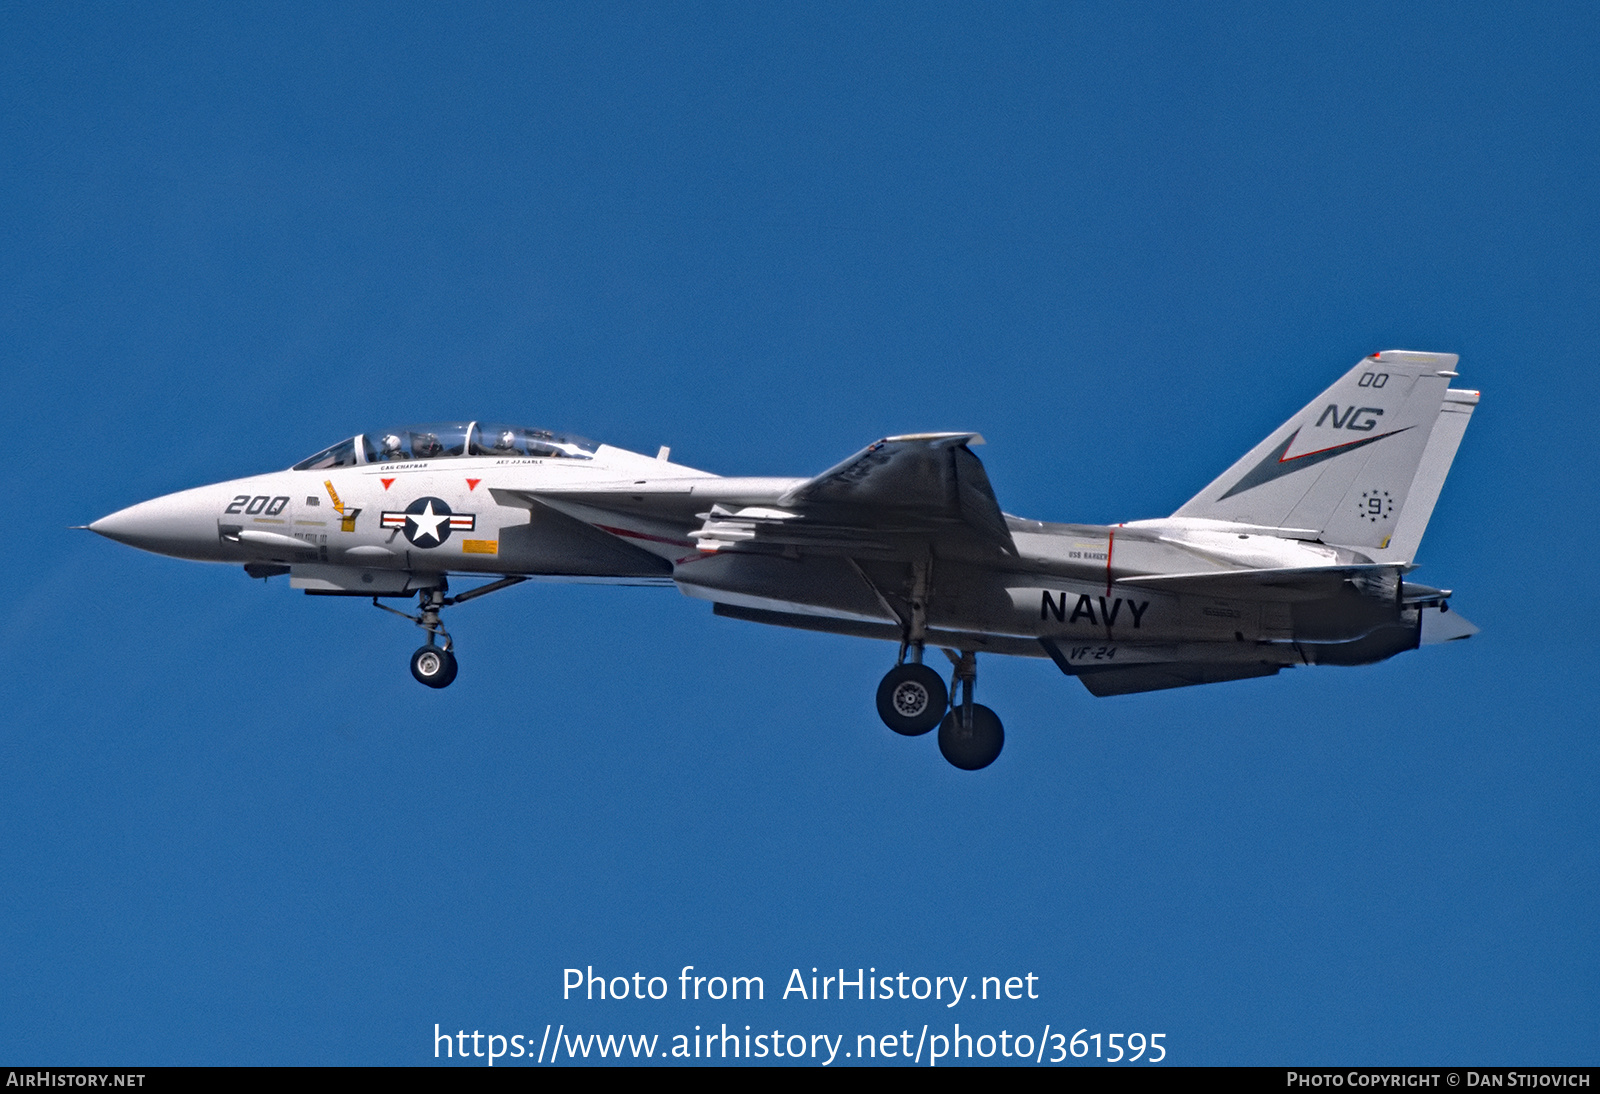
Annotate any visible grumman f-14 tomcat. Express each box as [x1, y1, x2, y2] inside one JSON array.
[[88, 350, 1479, 770]]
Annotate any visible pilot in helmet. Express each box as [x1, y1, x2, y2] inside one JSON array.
[[414, 433, 442, 458], [494, 429, 518, 453], [380, 433, 405, 460]]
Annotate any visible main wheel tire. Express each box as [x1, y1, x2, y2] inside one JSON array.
[[938, 703, 1004, 770], [410, 645, 458, 688], [875, 663, 949, 736]]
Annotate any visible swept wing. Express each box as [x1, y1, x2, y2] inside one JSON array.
[[502, 432, 1015, 563]]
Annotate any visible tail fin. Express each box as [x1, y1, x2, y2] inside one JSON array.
[[1173, 351, 1466, 555], [1370, 386, 1478, 562]]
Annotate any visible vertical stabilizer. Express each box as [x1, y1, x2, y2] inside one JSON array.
[[1174, 351, 1461, 552], [1367, 388, 1478, 563]]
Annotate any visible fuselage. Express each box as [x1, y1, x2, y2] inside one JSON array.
[[90, 435, 1402, 660]]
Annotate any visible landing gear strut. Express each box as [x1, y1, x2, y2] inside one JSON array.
[[373, 576, 528, 689], [865, 556, 1005, 768], [874, 557, 948, 735], [937, 650, 1003, 770]]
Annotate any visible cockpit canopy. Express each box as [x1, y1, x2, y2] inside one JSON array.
[[292, 422, 598, 470]]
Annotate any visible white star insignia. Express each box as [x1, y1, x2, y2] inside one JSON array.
[[406, 500, 449, 544]]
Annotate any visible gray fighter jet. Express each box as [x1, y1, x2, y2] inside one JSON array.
[[89, 350, 1478, 769]]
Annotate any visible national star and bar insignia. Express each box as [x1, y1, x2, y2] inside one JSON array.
[[380, 496, 475, 547]]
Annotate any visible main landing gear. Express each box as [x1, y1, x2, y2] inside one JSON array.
[[372, 576, 528, 689], [867, 555, 1004, 770], [875, 648, 1005, 771]]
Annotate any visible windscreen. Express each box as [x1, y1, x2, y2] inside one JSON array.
[[291, 438, 360, 470]]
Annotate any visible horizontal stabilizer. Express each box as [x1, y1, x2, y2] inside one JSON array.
[[1421, 604, 1478, 644]]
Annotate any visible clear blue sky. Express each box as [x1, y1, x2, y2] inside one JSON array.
[[3, 1, 1596, 1065]]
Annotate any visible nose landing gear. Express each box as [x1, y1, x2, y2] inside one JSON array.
[[372, 576, 528, 689]]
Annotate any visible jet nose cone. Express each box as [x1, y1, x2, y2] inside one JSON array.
[[88, 485, 234, 561], [90, 498, 176, 548]]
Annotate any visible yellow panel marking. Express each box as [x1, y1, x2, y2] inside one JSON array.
[[323, 480, 363, 530], [461, 539, 498, 555]]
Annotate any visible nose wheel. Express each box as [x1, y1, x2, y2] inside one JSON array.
[[410, 644, 458, 688]]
